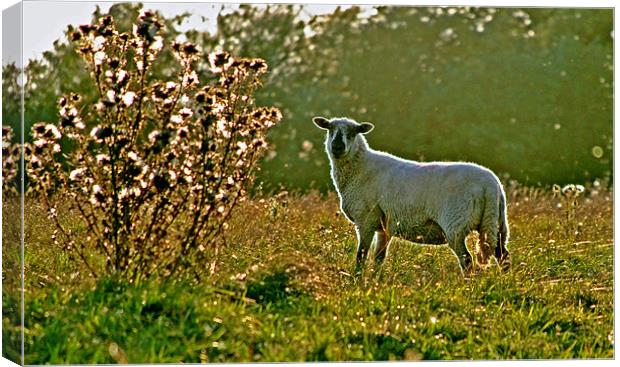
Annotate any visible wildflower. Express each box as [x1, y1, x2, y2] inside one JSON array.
[[177, 127, 189, 139], [29, 155, 41, 169], [127, 151, 140, 161], [216, 119, 227, 133], [236, 141, 248, 154], [169, 170, 177, 181], [170, 115, 183, 124], [122, 92, 136, 106], [44, 124, 62, 140], [221, 76, 235, 87], [117, 70, 128, 85], [100, 15, 112, 26], [69, 167, 87, 181], [33, 139, 46, 148], [150, 36, 163, 51], [208, 51, 233, 72], [249, 59, 268, 73], [163, 98, 174, 109], [182, 42, 199, 54], [561, 184, 584, 198], [195, 92, 207, 103], [102, 89, 116, 106], [96, 154, 110, 164], [90, 127, 100, 137], [32, 124, 46, 136], [94, 51, 106, 65], [119, 187, 130, 200], [183, 71, 199, 86], [148, 130, 160, 143], [90, 184, 106, 205], [78, 24, 93, 34], [179, 108, 193, 118], [166, 81, 177, 92], [93, 36, 106, 51]]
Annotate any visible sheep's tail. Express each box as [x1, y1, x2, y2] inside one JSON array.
[[496, 190, 511, 269]]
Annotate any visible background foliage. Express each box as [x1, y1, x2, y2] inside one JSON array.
[[3, 4, 613, 192]]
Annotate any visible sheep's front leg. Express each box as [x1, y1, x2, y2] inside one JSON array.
[[354, 226, 375, 275], [373, 229, 390, 266]]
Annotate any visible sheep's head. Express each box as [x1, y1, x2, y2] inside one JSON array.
[[312, 117, 374, 159]]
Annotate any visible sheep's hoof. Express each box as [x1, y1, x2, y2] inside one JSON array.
[[462, 266, 477, 279], [354, 264, 363, 277], [499, 255, 512, 271]]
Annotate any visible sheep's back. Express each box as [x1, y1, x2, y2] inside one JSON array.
[[365, 151, 502, 227]]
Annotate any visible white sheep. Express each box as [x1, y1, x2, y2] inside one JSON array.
[[312, 116, 511, 275]]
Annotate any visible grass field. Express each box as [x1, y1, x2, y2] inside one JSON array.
[[2, 183, 614, 363]]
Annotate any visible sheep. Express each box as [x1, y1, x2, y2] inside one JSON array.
[[312, 116, 511, 275]]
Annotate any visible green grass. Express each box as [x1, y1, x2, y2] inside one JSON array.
[[2, 185, 614, 363]]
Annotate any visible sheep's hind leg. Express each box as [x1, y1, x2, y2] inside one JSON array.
[[354, 226, 375, 275], [495, 234, 511, 271], [477, 229, 497, 268], [447, 231, 474, 276]]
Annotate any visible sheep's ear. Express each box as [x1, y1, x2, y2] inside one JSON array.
[[357, 122, 374, 134], [312, 117, 331, 130]]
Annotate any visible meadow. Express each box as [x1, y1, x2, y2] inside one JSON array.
[[1, 4, 614, 364], [2, 183, 613, 362]]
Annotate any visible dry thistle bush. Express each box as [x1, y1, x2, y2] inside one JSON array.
[[24, 12, 281, 282], [2, 126, 20, 195]]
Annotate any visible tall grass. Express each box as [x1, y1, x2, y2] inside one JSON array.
[[2, 183, 613, 362]]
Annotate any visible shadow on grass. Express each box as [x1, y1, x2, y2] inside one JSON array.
[[345, 333, 420, 361], [2, 288, 22, 363], [245, 270, 304, 307]]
